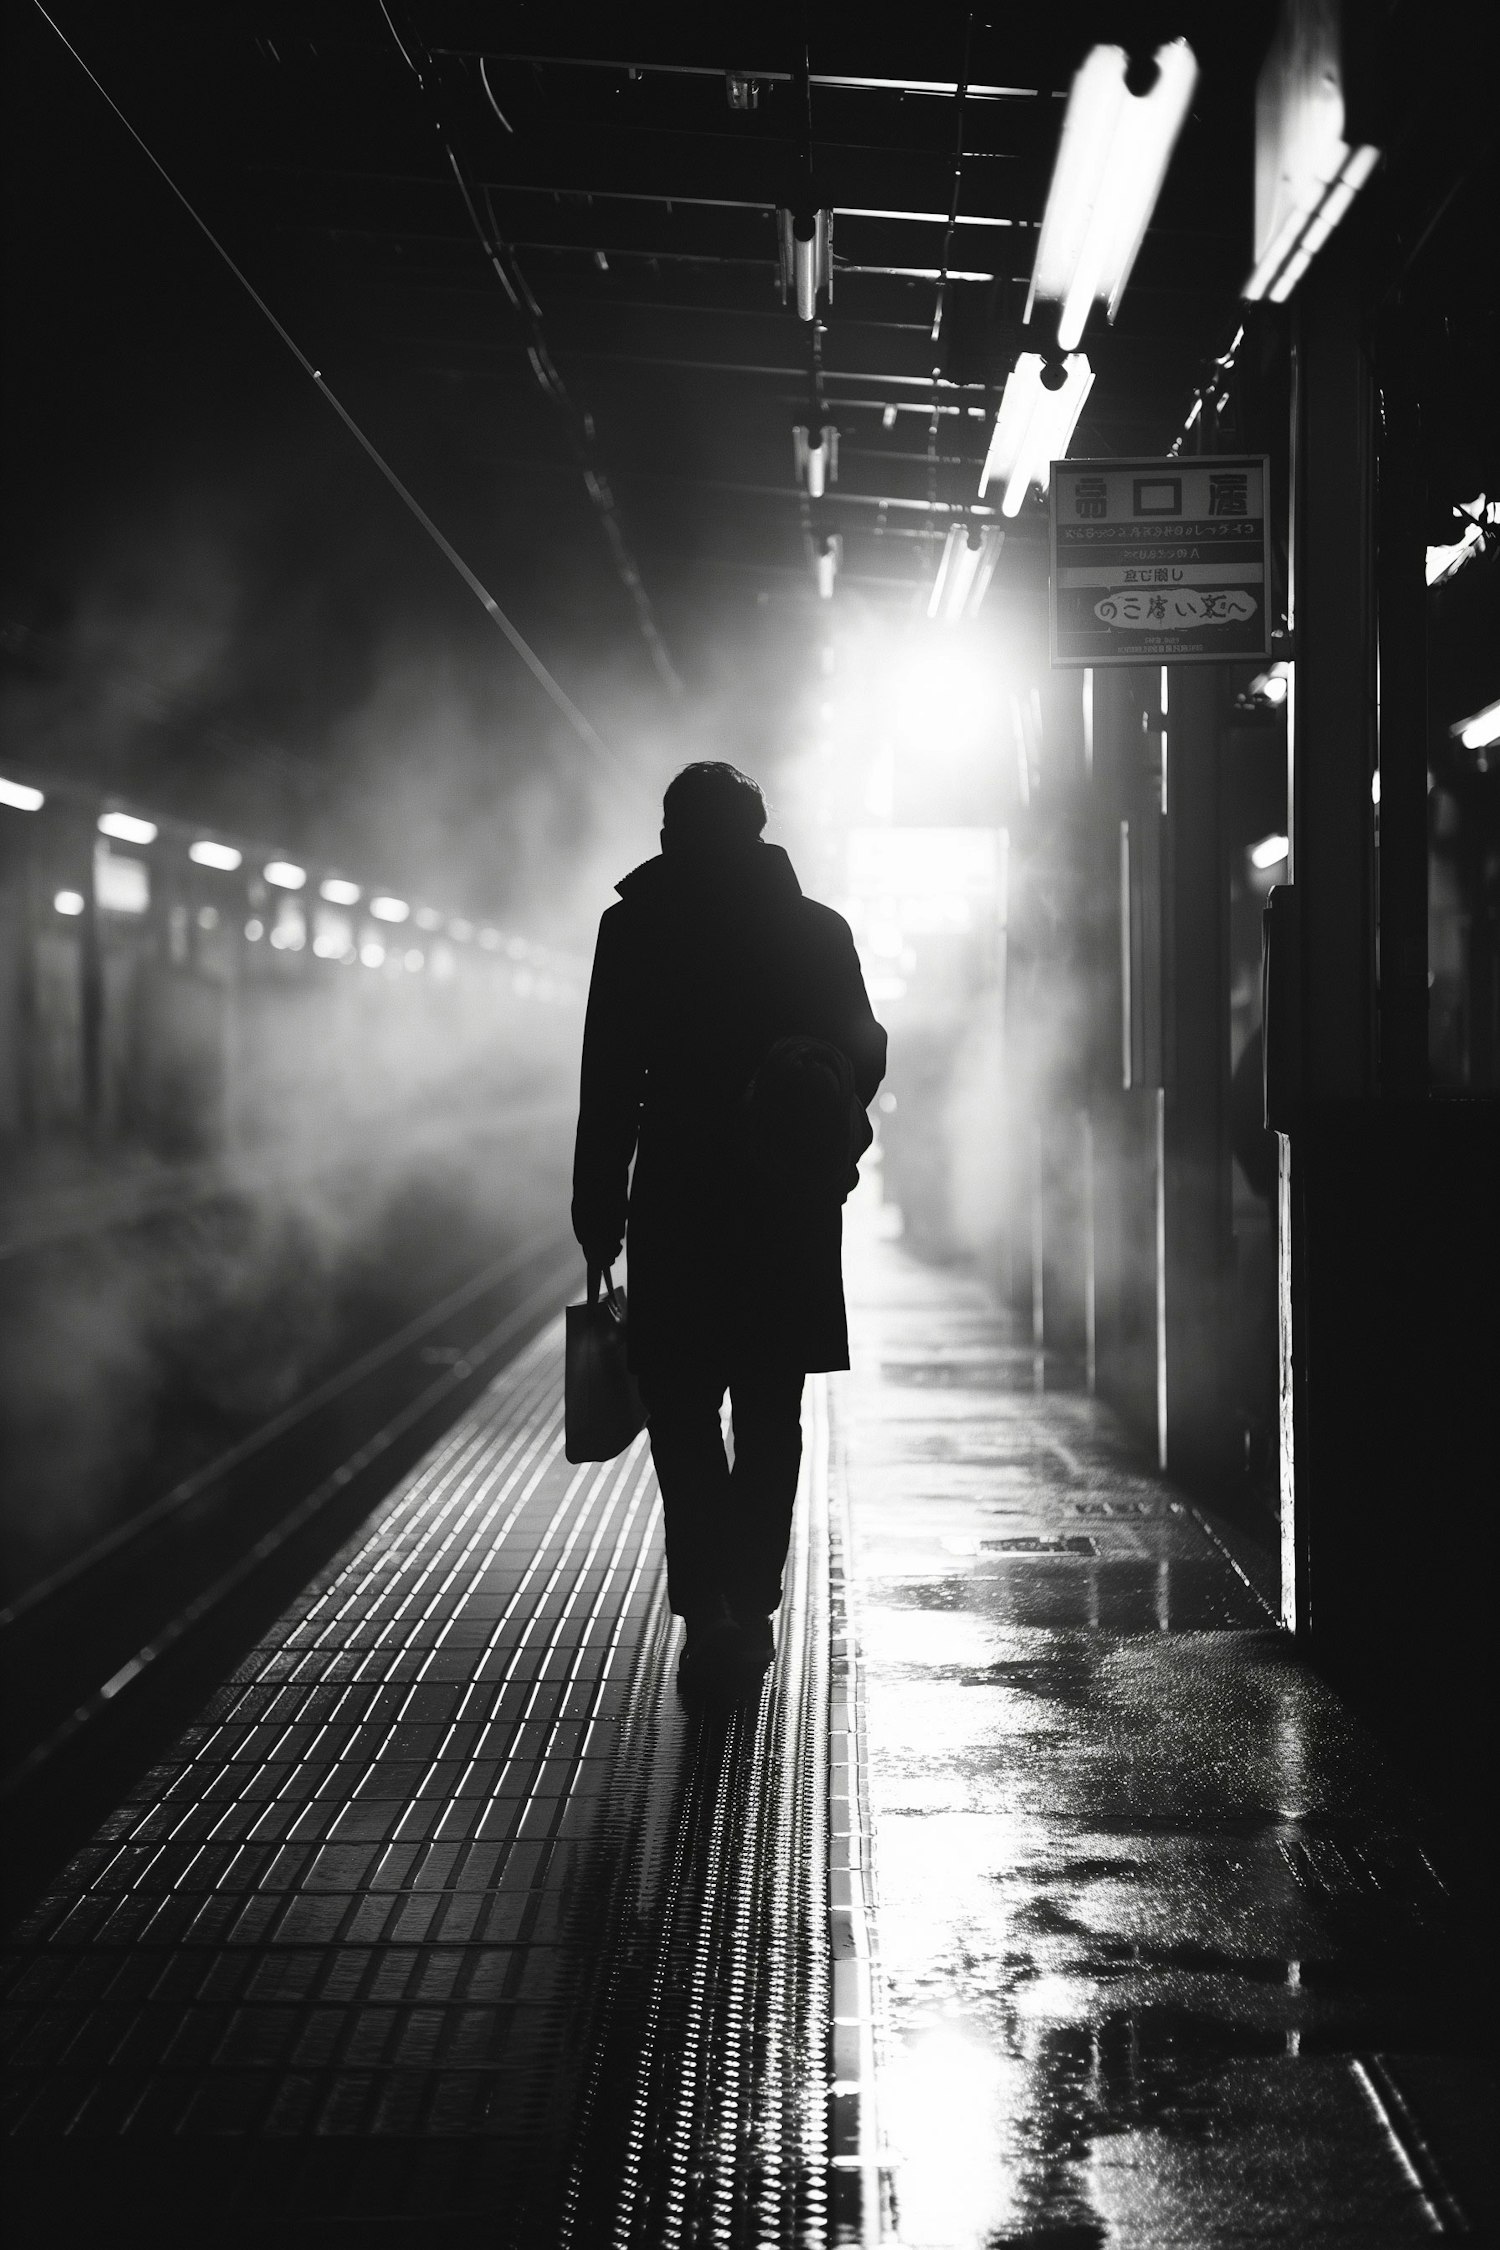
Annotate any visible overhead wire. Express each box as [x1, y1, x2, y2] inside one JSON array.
[[378, 3, 684, 699], [28, 0, 633, 787]]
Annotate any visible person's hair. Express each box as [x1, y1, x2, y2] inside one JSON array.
[[661, 761, 766, 849]]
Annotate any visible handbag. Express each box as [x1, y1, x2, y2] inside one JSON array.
[[564, 1266, 647, 1464]]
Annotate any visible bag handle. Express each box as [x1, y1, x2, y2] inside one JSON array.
[[587, 1263, 621, 1308]]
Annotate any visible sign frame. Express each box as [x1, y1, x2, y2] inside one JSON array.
[[1048, 454, 1273, 669]]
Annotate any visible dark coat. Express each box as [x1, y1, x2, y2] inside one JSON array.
[[571, 842, 886, 1381]]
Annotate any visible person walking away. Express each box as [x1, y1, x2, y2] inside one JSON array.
[[571, 763, 886, 1694]]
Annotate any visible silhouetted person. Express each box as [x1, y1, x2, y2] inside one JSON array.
[[572, 763, 886, 1693]]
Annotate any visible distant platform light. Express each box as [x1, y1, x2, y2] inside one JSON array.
[[479, 927, 502, 950], [54, 888, 85, 916], [370, 895, 409, 923], [1251, 833, 1290, 870], [264, 860, 307, 890], [414, 906, 443, 932], [189, 839, 243, 871], [360, 941, 386, 968], [449, 918, 474, 942], [245, 918, 265, 941], [320, 875, 361, 905], [98, 809, 157, 846], [0, 776, 45, 812], [404, 948, 425, 972]]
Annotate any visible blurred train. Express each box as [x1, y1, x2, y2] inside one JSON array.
[[0, 766, 582, 1167]]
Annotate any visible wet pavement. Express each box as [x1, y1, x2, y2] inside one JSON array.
[[0, 1219, 1491, 2244], [839, 1224, 1491, 2245]]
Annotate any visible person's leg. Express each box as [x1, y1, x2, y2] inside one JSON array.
[[638, 1363, 732, 1617], [725, 1364, 806, 1619]]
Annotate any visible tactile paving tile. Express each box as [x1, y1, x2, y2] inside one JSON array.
[[0, 1318, 668, 2227]]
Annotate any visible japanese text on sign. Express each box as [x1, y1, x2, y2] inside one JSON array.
[[1049, 457, 1271, 668]]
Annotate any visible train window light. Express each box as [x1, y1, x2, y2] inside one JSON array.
[[1, 776, 45, 812], [54, 889, 86, 916], [264, 860, 307, 889], [370, 895, 409, 923], [95, 848, 150, 914], [98, 810, 157, 845], [189, 839, 243, 870]]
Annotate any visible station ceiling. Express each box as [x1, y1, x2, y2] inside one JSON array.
[[27, 2, 1282, 711]]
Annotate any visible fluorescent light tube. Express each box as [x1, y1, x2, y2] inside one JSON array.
[[1455, 698, 1500, 751], [1027, 42, 1198, 351], [978, 353, 1093, 516], [189, 839, 242, 870], [815, 535, 840, 600], [1251, 833, 1289, 869], [263, 860, 307, 890], [927, 525, 1003, 621], [0, 776, 44, 811]]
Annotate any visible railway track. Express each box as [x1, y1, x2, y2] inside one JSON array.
[[0, 1220, 578, 1917]]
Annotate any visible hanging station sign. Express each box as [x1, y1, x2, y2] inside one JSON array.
[[1049, 456, 1271, 667]]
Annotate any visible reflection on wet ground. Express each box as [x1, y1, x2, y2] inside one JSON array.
[[841, 1230, 1491, 2246]]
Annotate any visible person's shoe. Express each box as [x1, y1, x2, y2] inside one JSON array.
[[736, 1612, 774, 1679], [678, 1597, 772, 1699], [677, 1597, 743, 1696]]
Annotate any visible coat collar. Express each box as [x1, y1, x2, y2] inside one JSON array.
[[615, 840, 802, 909]]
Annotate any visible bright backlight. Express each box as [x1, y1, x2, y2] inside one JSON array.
[[54, 889, 85, 916], [189, 839, 242, 871], [1251, 832, 1289, 869]]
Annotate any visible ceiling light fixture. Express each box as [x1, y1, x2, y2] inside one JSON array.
[[0, 776, 45, 812], [1026, 42, 1198, 351], [264, 860, 307, 890], [927, 523, 1005, 623], [189, 839, 243, 870], [978, 354, 1094, 518], [780, 208, 833, 321], [1243, 8, 1378, 305], [1453, 697, 1500, 752], [794, 424, 838, 498], [370, 895, 411, 924], [320, 876, 362, 905], [1251, 833, 1290, 870], [815, 534, 841, 601]]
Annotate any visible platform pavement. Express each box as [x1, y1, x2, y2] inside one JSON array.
[[839, 1218, 1491, 2245]]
